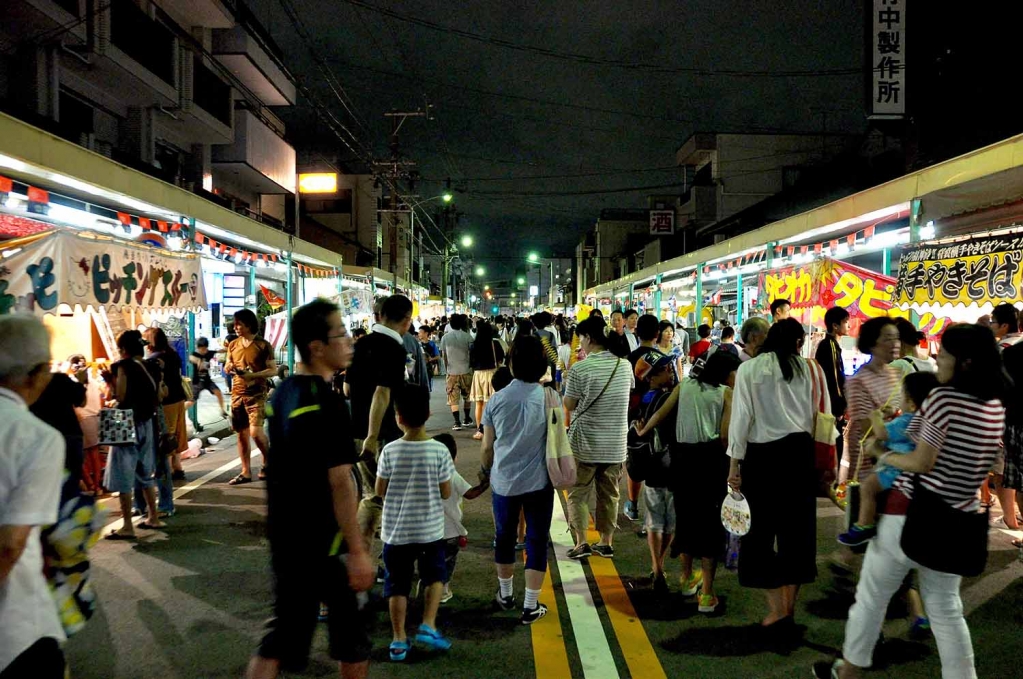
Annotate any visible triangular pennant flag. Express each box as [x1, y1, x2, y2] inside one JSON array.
[[864, 225, 876, 240], [830, 239, 839, 251], [139, 218, 151, 231], [814, 243, 822, 254], [117, 212, 131, 226], [229, 248, 237, 258], [801, 245, 808, 255], [27, 186, 49, 204], [847, 233, 856, 246], [0, 175, 12, 193]]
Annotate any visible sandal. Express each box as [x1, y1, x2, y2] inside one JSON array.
[[228, 474, 252, 485], [414, 624, 451, 651], [257, 468, 268, 481], [105, 531, 137, 541], [389, 640, 410, 662], [138, 521, 166, 530], [1012, 538, 1023, 548]]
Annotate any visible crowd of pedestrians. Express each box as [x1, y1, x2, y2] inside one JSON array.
[[2, 293, 1021, 679]]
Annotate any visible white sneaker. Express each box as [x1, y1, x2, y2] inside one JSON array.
[[440, 586, 453, 603]]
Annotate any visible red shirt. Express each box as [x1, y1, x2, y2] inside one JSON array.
[[689, 339, 712, 362]]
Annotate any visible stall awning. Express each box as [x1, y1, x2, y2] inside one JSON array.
[[584, 131, 1023, 299], [0, 229, 207, 316]]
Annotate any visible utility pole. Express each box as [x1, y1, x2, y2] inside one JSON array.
[[374, 108, 429, 291]]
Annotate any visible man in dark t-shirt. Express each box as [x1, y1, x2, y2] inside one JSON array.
[[344, 294, 413, 550], [247, 300, 373, 679]]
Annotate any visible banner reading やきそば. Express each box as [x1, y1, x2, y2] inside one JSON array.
[[893, 232, 1023, 311], [0, 229, 207, 316]]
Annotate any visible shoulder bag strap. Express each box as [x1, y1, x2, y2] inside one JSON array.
[[573, 357, 621, 422]]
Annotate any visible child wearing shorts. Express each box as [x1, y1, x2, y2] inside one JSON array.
[[376, 385, 456, 661]]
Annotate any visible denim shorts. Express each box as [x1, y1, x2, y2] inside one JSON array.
[[103, 420, 156, 494], [643, 485, 676, 533], [382, 540, 447, 597]]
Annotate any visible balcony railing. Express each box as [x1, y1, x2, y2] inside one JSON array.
[[192, 54, 232, 126]]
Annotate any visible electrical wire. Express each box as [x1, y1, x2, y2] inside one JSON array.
[[335, 0, 869, 78]]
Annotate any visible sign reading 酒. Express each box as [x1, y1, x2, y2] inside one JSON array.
[[870, 0, 905, 118], [0, 230, 207, 316], [894, 232, 1023, 308], [649, 210, 675, 236]]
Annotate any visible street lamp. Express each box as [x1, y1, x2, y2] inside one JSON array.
[[475, 266, 485, 277], [511, 292, 516, 298], [442, 193, 453, 203], [528, 252, 539, 263], [484, 284, 490, 290], [461, 235, 473, 248], [517, 276, 525, 285]]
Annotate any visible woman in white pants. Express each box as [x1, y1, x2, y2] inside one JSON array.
[[814, 323, 1009, 679]]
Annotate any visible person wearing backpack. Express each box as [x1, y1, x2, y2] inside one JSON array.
[[628, 352, 678, 593], [637, 350, 741, 613]]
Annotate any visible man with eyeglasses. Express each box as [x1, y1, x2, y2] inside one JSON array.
[[990, 302, 1023, 350], [0, 315, 66, 678], [247, 299, 373, 679]]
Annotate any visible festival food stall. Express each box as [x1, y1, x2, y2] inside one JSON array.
[[893, 230, 1023, 321], [757, 256, 950, 370], [0, 227, 207, 361]]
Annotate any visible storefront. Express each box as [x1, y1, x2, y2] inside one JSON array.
[[0, 227, 206, 364]]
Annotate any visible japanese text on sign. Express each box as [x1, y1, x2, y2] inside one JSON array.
[[870, 0, 905, 118], [649, 210, 675, 236]]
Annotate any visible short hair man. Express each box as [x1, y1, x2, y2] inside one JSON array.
[[224, 308, 276, 484], [817, 306, 851, 463], [247, 299, 373, 679], [607, 310, 630, 358], [770, 298, 791, 322], [991, 302, 1022, 350], [345, 294, 414, 549], [440, 313, 474, 429], [623, 309, 640, 353], [739, 317, 770, 362], [0, 315, 66, 677]]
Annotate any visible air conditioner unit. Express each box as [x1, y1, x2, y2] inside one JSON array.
[[179, 50, 194, 113]]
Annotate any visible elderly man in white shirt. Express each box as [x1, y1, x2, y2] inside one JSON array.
[[0, 315, 66, 678]]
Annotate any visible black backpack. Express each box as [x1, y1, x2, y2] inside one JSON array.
[[626, 390, 674, 488]]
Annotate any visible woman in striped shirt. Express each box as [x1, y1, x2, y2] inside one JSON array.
[[816, 324, 1009, 679], [840, 318, 903, 484]]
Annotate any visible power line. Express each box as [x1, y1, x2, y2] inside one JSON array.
[[419, 164, 680, 183], [334, 0, 866, 78]]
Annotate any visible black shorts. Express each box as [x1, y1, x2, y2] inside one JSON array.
[[383, 540, 447, 597], [257, 555, 371, 669], [195, 376, 220, 394]]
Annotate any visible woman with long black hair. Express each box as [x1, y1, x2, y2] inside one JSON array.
[[815, 324, 1008, 679], [727, 318, 827, 630], [469, 321, 505, 440]]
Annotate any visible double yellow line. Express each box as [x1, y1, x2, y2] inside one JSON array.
[[528, 490, 666, 679]]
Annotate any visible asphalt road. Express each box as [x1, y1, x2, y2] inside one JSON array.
[[64, 384, 1023, 679]]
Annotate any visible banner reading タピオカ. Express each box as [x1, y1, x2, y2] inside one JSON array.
[[0, 229, 207, 316], [893, 232, 1023, 312]]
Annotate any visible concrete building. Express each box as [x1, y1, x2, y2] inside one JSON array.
[[575, 209, 650, 302], [0, 0, 298, 230]]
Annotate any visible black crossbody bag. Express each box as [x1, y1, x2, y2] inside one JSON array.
[[900, 475, 989, 577]]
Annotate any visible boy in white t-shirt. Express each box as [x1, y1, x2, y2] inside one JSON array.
[[376, 385, 456, 661], [432, 433, 489, 603]]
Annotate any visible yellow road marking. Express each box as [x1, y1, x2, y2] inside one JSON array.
[[563, 490, 668, 679], [531, 558, 573, 679]]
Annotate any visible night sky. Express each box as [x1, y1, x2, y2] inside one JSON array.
[[249, 0, 868, 279]]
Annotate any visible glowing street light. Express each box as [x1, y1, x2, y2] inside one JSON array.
[[442, 193, 453, 203], [460, 235, 473, 248], [470, 295, 477, 303], [517, 277, 525, 285], [527, 252, 539, 263], [484, 285, 490, 290], [511, 292, 516, 298], [475, 266, 485, 276]]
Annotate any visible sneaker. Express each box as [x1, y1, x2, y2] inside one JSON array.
[[451, 423, 463, 431], [463, 418, 474, 428], [837, 524, 877, 547], [514, 541, 526, 551], [698, 593, 719, 613], [909, 616, 931, 640], [591, 544, 614, 558], [376, 565, 386, 584], [521, 603, 548, 625], [472, 430, 483, 440], [566, 543, 592, 560], [495, 591, 516, 611], [440, 586, 453, 604], [623, 500, 639, 522], [415, 624, 452, 651], [680, 571, 702, 596], [811, 659, 843, 679]]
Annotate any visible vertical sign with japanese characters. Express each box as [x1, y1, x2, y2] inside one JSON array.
[[870, 0, 905, 118]]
